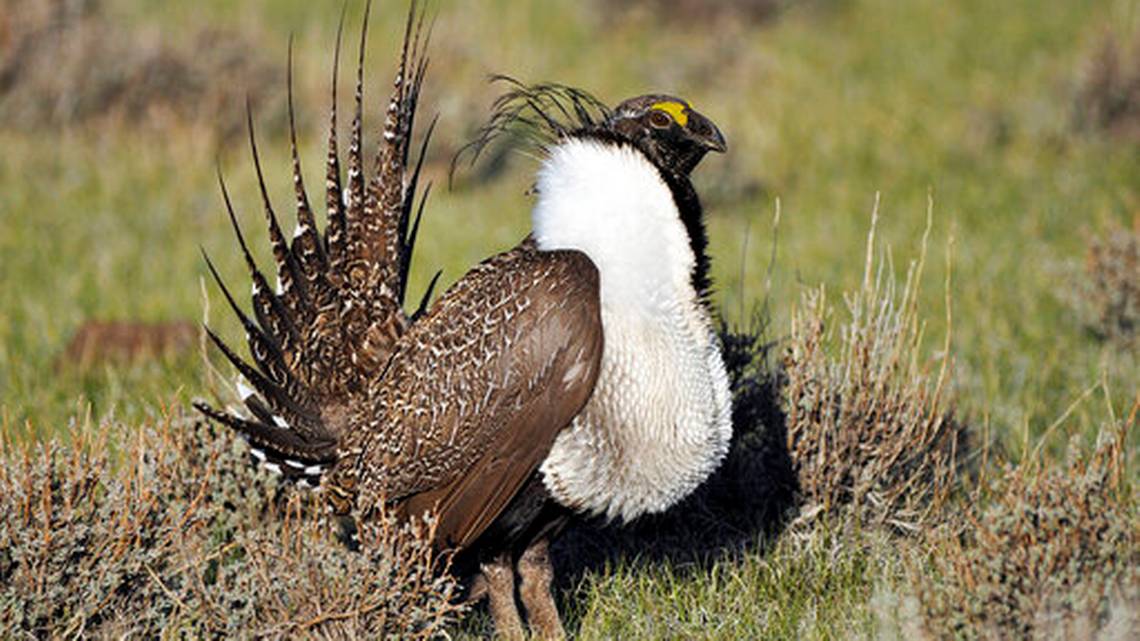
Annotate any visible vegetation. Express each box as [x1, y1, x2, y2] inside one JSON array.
[[0, 413, 463, 638], [1067, 222, 1140, 345], [783, 206, 964, 530], [918, 423, 1138, 639], [1, 0, 1137, 638]]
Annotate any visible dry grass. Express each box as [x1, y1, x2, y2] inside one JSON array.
[[0, 0, 279, 137], [916, 399, 1139, 640], [782, 200, 967, 531], [0, 409, 463, 639]]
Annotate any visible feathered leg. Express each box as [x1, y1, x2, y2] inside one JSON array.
[[481, 551, 524, 640], [518, 537, 565, 640]]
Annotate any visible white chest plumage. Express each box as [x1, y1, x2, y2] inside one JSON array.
[[531, 138, 732, 522]]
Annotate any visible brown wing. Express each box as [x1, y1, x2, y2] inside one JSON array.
[[336, 243, 603, 550]]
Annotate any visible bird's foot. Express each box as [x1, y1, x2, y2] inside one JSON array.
[[480, 551, 524, 640], [518, 538, 565, 640]]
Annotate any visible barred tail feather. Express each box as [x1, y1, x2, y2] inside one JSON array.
[[200, 250, 291, 385], [324, 7, 348, 274], [246, 103, 311, 312], [340, 0, 371, 287], [368, 1, 422, 279], [193, 401, 334, 486], [197, 1, 439, 479], [202, 327, 321, 434], [217, 171, 301, 350], [286, 36, 330, 285], [375, 1, 435, 311]]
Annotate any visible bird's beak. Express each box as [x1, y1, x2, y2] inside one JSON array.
[[687, 110, 727, 153]]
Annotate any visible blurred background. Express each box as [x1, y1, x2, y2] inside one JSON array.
[[0, 0, 1136, 456]]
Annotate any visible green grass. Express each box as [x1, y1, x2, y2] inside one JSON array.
[[1, 0, 1137, 637], [3, 0, 1134, 445], [567, 531, 895, 640], [451, 526, 900, 640]]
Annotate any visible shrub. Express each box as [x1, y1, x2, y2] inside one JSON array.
[[1073, 221, 1140, 345], [605, 0, 790, 26], [782, 207, 967, 530], [0, 0, 278, 136], [0, 410, 463, 639], [916, 410, 1139, 639], [1075, 31, 1140, 142]]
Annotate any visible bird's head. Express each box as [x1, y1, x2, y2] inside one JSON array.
[[455, 81, 727, 181], [456, 81, 726, 298], [604, 95, 727, 176]]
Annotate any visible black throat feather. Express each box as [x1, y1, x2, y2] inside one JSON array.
[[456, 79, 713, 304]]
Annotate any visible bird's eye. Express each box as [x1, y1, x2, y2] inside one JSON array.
[[649, 110, 672, 129]]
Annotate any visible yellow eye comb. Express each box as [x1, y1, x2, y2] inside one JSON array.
[[650, 101, 689, 127]]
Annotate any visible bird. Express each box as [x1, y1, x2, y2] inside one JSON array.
[[193, 3, 731, 638]]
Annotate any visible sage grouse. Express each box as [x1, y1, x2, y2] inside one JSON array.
[[194, 3, 730, 638]]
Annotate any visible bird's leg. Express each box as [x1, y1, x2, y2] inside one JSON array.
[[480, 551, 524, 640], [517, 537, 565, 640]]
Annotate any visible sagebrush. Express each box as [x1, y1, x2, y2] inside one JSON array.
[[0, 410, 463, 639], [916, 407, 1139, 640], [1072, 220, 1140, 345], [0, 0, 278, 136], [782, 208, 967, 530], [1075, 30, 1140, 142]]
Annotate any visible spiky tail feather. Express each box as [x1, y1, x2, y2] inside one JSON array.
[[195, 1, 437, 490]]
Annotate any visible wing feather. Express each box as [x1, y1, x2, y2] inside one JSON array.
[[341, 247, 603, 550]]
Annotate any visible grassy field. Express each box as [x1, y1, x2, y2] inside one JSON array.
[[1, 0, 1137, 637]]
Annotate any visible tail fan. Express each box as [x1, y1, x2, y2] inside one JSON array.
[[195, 1, 436, 490]]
